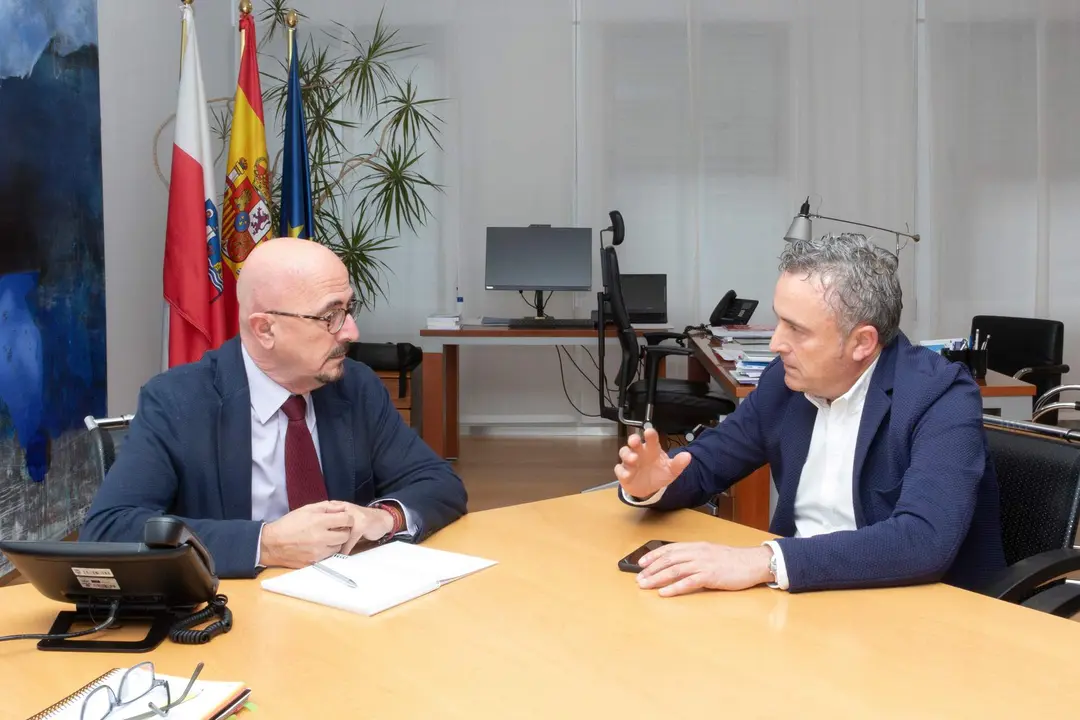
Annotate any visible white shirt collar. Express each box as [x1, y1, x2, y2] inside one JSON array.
[[241, 343, 302, 425], [805, 354, 881, 415]]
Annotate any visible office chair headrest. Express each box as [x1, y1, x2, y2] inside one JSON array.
[[608, 210, 624, 245]]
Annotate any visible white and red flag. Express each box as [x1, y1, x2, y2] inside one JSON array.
[[163, 3, 236, 367]]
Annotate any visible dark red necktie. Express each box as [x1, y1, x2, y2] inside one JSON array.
[[281, 395, 328, 510]]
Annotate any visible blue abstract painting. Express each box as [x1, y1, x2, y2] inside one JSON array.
[[0, 0, 106, 576]]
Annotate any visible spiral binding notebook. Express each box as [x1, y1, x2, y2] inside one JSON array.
[[29, 666, 250, 720]]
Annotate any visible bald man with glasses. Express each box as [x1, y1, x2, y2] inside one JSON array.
[[82, 238, 467, 577]]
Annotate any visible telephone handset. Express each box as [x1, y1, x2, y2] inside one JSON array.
[[709, 290, 759, 326], [142, 517, 232, 645], [143, 515, 216, 576]]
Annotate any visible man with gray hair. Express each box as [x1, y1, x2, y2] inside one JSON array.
[[614, 233, 1005, 595]]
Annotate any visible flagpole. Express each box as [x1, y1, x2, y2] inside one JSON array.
[[287, 9, 297, 66], [239, 0, 251, 55]]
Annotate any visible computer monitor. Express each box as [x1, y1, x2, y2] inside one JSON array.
[[620, 273, 668, 324], [485, 226, 592, 320]]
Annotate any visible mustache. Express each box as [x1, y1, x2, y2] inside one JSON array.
[[328, 343, 350, 359]]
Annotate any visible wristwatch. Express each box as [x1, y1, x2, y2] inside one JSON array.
[[767, 552, 778, 583]]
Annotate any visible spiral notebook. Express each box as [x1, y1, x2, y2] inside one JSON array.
[[260, 541, 497, 616], [29, 666, 250, 720]]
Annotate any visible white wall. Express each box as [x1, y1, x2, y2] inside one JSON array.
[[96, 0, 1080, 431], [923, 0, 1080, 393], [97, 0, 233, 414]]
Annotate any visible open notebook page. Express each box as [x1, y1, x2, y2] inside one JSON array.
[[260, 541, 497, 616]]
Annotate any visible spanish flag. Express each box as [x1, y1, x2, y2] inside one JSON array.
[[222, 11, 271, 282]]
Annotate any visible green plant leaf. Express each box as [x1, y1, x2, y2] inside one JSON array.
[[356, 143, 442, 234], [316, 206, 396, 309], [334, 9, 422, 117], [240, 2, 445, 310], [370, 76, 446, 150], [257, 0, 309, 50]]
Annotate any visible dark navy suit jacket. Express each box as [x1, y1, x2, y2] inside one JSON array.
[[627, 333, 1006, 593], [82, 338, 468, 578]]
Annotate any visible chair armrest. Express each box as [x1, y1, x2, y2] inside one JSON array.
[[643, 332, 686, 347], [1014, 364, 1071, 380], [980, 547, 1080, 602], [641, 346, 696, 420], [1020, 581, 1080, 618], [641, 346, 693, 358]]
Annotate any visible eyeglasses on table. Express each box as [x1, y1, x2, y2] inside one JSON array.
[[80, 661, 203, 720]]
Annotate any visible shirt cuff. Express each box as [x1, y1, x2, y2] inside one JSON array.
[[370, 498, 417, 538], [619, 485, 668, 507], [255, 522, 265, 568], [763, 540, 790, 590]]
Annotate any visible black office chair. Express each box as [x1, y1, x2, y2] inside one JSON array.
[[978, 417, 1080, 618], [83, 414, 134, 482], [971, 315, 1069, 424], [596, 245, 734, 438]]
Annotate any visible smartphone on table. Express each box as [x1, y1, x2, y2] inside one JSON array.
[[618, 540, 672, 573]]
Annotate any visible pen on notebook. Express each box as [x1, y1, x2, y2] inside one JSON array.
[[313, 561, 357, 588], [974, 329, 980, 351], [982, 334, 990, 351]]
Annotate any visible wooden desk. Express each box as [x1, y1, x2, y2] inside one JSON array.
[[418, 326, 671, 459], [4, 492, 1079, 718], [686, 332, 1038, 532]]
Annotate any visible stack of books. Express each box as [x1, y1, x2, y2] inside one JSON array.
[[425, 313, 461, 330], [731, 349, 778, 386]]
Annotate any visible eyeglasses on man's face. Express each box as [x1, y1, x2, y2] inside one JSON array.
[[264, 298, 358, 334], [81, 661, 203, 720]]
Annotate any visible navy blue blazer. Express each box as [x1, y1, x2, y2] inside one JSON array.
[[81, 338, 468, 578], [629, 333, 1006, 593]]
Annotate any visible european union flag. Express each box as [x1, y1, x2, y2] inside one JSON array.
[[279, 32, 314, 239]]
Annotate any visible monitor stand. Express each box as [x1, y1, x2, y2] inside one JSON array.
[[507, 291, 593, 329], [531, 290, 548, 319]]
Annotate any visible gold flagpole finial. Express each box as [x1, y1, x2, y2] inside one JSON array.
[[180, 0, 192, 66], [239, 0, 252, 15], [286, 10, 297, 65]]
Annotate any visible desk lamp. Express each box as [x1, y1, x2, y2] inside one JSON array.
[[783, 197, 920, 261]]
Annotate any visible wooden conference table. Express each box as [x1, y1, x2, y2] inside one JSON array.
[[686, 331, 1038, 532], [4, 491, 1079, 718]]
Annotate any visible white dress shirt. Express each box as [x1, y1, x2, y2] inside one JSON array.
[[622, 355, 879, 591], [242, 346, 416, 565]]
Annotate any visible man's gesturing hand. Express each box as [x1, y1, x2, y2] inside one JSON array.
[[614, 428, 692, 500], [259, 501, 355, 568]]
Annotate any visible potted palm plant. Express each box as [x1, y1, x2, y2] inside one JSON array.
[[250, 0, 444, 308], [157, 0, 445, 309]]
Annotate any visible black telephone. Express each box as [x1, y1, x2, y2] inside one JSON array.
[[709, 290, 759, 326], [0, 517, 232, 652]]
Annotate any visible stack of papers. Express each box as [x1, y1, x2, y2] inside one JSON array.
[[261, 541, 498, 616], [426, 313, 461, 330], [709, 324, 775, 341]]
